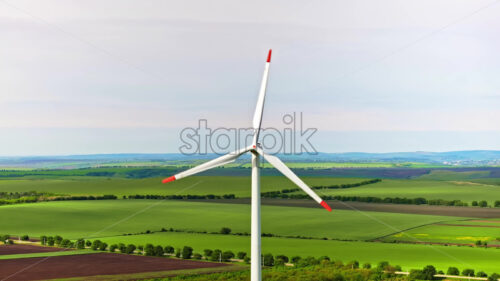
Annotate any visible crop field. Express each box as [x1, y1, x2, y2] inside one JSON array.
[[0, 200, 463, 240], [416, 170, 492, 181], [240, 162, 396, 168], [237, 162, 452, 169], [0, 176, 364, 197], [383, 219, 500, 244], [0, 252, 233, 281], [305, 179, 500, 204], [97, 232, 500, 273]]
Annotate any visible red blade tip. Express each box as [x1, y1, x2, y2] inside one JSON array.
[[320, 200, 332, 212], [162, 176, 176, 184], [267, 49, 272, 62]]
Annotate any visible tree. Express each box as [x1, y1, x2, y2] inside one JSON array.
[[85, 240, 92, 247], [318, 256, 330, 262], [422, 265, 436, 280], [0, 235, 8, 244], [76, 239, 85, 249], [61, 239, 71, 248], [54, 235, 63, 246], [118, 243, 126, 253], [347, 260, 359, 269], [155, 245, 164, 257], [275, 255, 289, 266], [175, 248, 181, 258], [182, 246, 193, 259], [447, 267, 459, 275], [363, 263, 371, 269], [263, 253, 274, 266], [462, 269, 475, 277], [291, 256, 302, 264], [210, 249, 222, 261], [488, 273, 500, 281], [193, 253, 202, 260], [164, 245, 174, 254], [244, 256, 250, 264], [475, 240, 482, 246], [204, 249, 213, 258], [409, 269, 425, 280], [495, 201, 500, 208], [479, 200, 488, 207], [472, 201, 478, 206], [220, 227, 232, 235], [40, 236, 48, 246], [21, 235, 29, 241], [144, 244, 154, 256], [109, 244, 118, 252], [237, 252, 247, 260], [477, 272, 488, 278], [99, 242, 108, 251], [221, 251, 234, 262], [377, 261, 390, 271], [126, 244, 136, 254], [47, 236, 55, 246], [91, 240, 102, 251]]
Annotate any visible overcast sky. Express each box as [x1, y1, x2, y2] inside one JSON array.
[[1, 0, 499, 155]]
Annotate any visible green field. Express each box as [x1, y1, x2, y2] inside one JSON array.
[[306, 179, 500, 204], [2, 167, 500, 276], [98, 231, 500, 273], [0, 176, 363, 197], [0, 200, 465, 240], [241, 162, 396, 168], [384, 219, 500, 244], [238, 162, 450, 169]]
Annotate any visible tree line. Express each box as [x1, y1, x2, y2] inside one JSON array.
[[125, 194, 236, 200], [260, 179, 382, 198]]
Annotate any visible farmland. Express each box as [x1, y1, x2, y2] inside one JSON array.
[[0, 200, 463, 240], [97, 231, 500, 273], [0, 176, 363, 197], [383, 218, 500, 245], [1, 166, 500, 279], [0, 252, 235, 281], [306, 178, 500, 205]]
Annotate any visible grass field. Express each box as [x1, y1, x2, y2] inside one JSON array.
[[0, 176, 364, 197], [98, 231, 500, 273], [307, 179, 500, 204], [238, 162, 451, 169], [383, 219, 500, 244], [241, 162, 396, 168], [0, 200, 465, 240]]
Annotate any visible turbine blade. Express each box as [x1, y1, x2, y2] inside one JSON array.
[[256, 148, 332, 212], [252, 49, 272, 145], [162, 147, 251, 183]]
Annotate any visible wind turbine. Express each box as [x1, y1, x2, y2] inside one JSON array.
[[162, 50, 331, 281]]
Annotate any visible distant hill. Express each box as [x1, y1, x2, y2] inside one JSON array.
[[1, 150, 500, 169]]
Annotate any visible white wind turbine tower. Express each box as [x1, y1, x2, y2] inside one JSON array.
[[162, 50, 332, 281]]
